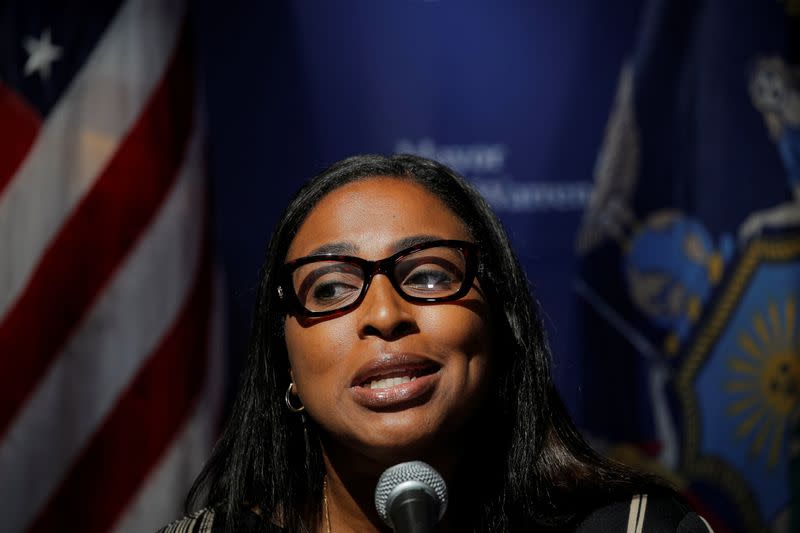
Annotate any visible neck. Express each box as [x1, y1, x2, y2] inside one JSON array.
[[319, 441, 464, 533], [321, 454, 385, 533]]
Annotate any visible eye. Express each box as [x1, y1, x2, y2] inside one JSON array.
[[310, 278, 360, 303], [293, 262, 364, 311], [402, 267, 456, 292], [394, 248, 467, 298]]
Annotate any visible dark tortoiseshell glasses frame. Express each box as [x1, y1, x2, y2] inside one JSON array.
[[278, 239, 479, 319]]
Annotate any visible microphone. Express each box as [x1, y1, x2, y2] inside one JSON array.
[[374, 461, 448, 533]]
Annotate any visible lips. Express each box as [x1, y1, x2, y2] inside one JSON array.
[[351, 353, 440, 387], [350, 353, 441, 409]]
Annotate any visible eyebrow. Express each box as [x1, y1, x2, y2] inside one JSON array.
[[391, 234, 443, 253], [305, 234, 445, 257], [306, 241, 358, 256]]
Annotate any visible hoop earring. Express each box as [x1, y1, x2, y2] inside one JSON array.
[[285, 382, 305, 412]]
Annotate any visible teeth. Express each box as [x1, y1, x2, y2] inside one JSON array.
[[367, 376, 417, 390]]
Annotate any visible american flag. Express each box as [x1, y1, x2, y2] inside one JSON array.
[[0, 1, 225, 531]]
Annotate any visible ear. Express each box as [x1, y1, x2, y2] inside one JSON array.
[[289, 367, 295, 382]]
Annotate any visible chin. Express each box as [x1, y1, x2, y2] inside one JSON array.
[[348, 411, 458, 463]]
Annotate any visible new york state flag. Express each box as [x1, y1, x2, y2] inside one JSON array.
[[576, 1, 800, 531]]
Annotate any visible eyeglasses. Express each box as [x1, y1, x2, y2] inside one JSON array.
[[279, 239, 479, 318]]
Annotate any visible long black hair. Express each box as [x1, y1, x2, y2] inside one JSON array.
[[187, 154, 670, 531]]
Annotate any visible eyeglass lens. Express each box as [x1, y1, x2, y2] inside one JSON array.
[[291, 246, 469, 313]]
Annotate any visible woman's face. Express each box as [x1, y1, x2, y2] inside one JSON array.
[[284, 177, 493, 463]]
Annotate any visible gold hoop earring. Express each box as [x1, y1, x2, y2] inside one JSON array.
[[285, 382, 305, 412]]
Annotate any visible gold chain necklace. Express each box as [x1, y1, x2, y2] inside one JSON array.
[[323, 476, 332, 533]]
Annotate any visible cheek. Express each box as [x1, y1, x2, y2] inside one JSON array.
[[284, 317, 354, 382], [420, 306, 494, 426], [421, 305, 492, 355], [419, 305, 494, 400]]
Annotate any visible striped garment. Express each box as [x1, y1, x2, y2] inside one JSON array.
[[0, 1, 224, 531], [159, 508, 215, 533]]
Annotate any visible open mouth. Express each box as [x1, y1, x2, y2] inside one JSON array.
[[350, 356, 442, 409], [357, 364, 440, 390]]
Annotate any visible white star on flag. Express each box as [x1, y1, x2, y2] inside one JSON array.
[[23, 28, 62, 80]]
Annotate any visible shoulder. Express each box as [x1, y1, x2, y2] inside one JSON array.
[[575, 494, 713, 533], [156, 507, 281, 533], [156, 508, 216, 533]]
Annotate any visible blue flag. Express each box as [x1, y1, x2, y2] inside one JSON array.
[[576, 0, 799, 531]]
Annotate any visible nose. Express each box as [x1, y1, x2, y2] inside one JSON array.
[[356, 274, 417, 340]]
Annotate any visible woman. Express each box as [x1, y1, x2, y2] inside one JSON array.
[[160, 154, 709, 532]]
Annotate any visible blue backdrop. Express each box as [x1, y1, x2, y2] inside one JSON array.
[[196, 0, 642, 419]]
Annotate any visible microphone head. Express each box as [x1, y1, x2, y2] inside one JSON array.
[[374, 461, 448, 528]]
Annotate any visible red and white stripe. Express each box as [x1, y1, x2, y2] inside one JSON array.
[[112, 271, 226, 533], [0, 0, 223, 531]]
